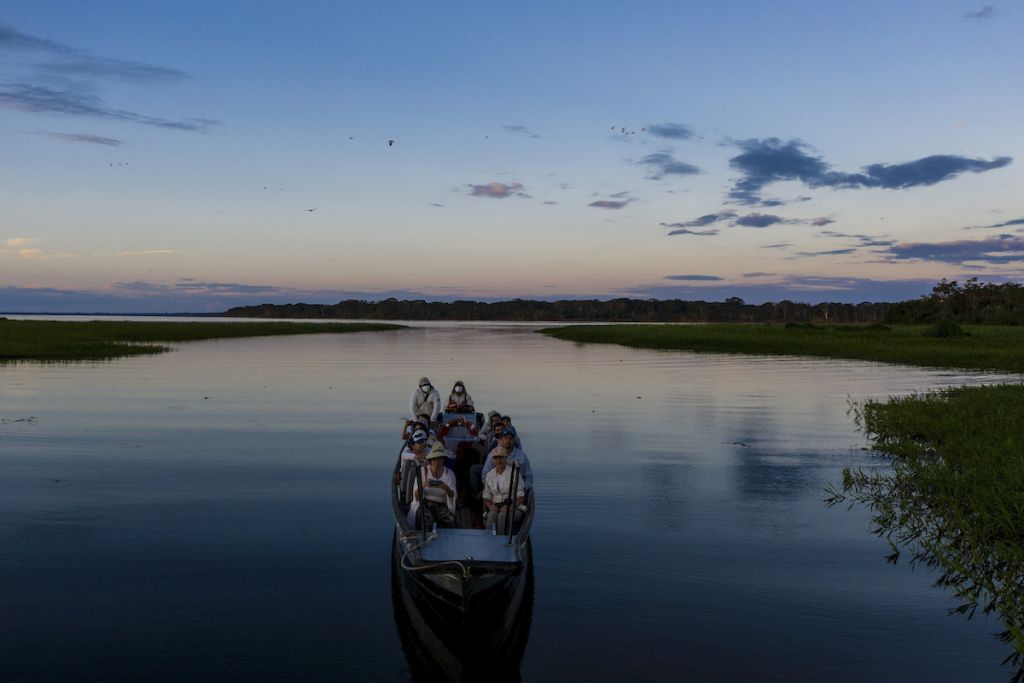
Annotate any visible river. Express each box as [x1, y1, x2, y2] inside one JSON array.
[[0, 321, 1013, 681]]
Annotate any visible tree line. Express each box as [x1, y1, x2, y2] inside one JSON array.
[[222, 280, 1023, 324], [883, 278, 1024, 324], [224, 297, 892, 323]]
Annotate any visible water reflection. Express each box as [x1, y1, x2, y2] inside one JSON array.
[[391, 537, 534, 682]]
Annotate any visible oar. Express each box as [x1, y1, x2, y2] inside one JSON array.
[[414, 461, 426, 540], [507, 463, 520, 544]]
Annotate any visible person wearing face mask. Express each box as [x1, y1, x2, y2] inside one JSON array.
[[446, 380, 474, 413], [409, 377, 442, 424]]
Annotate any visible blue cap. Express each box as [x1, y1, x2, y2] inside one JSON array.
[[411, 429, 428, 444], [499, 426, 517, 438]]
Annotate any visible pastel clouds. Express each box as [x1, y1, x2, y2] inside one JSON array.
[[467, 182, 525, 198]]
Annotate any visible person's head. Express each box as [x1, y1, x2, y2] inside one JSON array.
[[452, 380, 465, 395], [487, 410, 501, 426], [416, 414, 431, 428], [427, 442, 447, 470], [418, 377, 432, 392], [410, 429, 428, 452], [502, 415, 512, 427], [499, 426, 517, 447], [493, 422, 505, 439], [491, 446, 508, 471]]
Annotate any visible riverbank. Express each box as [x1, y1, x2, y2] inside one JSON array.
[[829, 385, 1024, 679], [539, 323, 1024, 373], [0, 319, 404, 361]]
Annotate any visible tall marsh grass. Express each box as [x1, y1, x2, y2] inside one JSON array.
[[540, 323, 1024, 373], [0, 319, 404, 362]]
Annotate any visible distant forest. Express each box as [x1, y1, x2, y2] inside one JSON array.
[[224, 279, 1024, 325]]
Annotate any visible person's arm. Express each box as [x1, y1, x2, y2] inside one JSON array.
[[444, 469, 457, 511], [481, 452, 494, 479], [431, 388, 443, 421], [517, 452, 534, 490], [408, 389, 419, 421]]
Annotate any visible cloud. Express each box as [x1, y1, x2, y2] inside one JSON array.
[[646, 123, 694, 140], [0, 23, 186, 83], [963, 5, 996, 20], [762, 242, 792, 249], [728, 137, 1011, 204], [467, 182, 525, 198], [735, 213, 789, 228], [810, 217, 835, 226], [666, 227, 719, 236], [986, 217, 1024, 228], [113, 249, 179, 257], [660, 211, 737, 228], [4, 237, 35, 246], [0, 22, 214, 132], [817, 230, 896, 248], [636, 152, 700, 179], [502, 124, 541, 139], [884, 234, 1024, 264], [589, 199, 631, 209], [35, 131, 122, 145], [665, 274, 723, 281], [0, 82, 218, 131], [619, 275, 942, 304], [794, 248, 858, 257], [742, 272, 775, 278], [14, 247, 77, 260]]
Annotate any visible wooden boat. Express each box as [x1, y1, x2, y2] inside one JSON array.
[[391, 534, 534, 681], [392, 411, 534, 615]]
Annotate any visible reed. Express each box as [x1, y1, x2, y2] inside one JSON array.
[[539, 323, 1024, 373], [828, 385, 1024, 681], [0, 319, 404, 362]]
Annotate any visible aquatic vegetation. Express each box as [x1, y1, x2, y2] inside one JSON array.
[[539, 323, 1024, 373], [827, 385, 1024, 681], [0, 320, 404, 362]]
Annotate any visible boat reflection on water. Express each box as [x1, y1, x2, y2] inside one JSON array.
[[391, 536, 535, 682]]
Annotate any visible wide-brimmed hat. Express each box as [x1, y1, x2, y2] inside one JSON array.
[[427, 442, 447, 459]]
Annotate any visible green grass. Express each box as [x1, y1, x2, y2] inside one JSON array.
[[539, 323, 1024, 373], [0, 319, 405, 362], [828, 385, 1024, 679]]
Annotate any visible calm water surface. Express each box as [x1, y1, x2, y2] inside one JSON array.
[[0, 322, 1015, 681]]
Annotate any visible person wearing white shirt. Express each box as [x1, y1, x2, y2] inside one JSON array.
[[409, 376, 442, 423], [407, 442, 457, 529], [483, 446, 526, 533]]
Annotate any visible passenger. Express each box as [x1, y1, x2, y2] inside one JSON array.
[[401, 430, 431, 463], [483, 446, 526, 532], [407, 442, 458, 529], [402, 415, 436, 446], [482, 427, 533, 491], [409, 377, 442, 424], [487, 420, 522, 451], [446, 380, 475, 413], [477, 410, 502, 448]]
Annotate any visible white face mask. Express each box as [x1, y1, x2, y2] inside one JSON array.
[[454, 387, 463, 394], [420, 385, 431, 392]]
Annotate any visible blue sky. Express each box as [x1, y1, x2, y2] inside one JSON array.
[[2, 1, 1022, 312]]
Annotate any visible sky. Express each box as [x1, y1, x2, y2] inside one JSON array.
[[1, 1, 1022, 312]]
